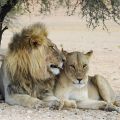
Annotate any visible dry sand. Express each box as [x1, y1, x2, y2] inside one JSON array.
[[0, 15, 120, 120]]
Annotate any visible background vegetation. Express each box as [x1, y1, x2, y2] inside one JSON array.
[[0, 0, 120, 44]]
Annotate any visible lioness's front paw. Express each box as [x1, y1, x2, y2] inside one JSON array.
[[104, 104, 120, 113], [70, 101, 77, 108], [31, 99, 45, 109], [115, 100, 120, 107], [115, 107, 120, 113], [49, 100, 64, 110]]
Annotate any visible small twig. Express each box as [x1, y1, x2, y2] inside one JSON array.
[[70, 0, 80, 15], [0, 26, 8, 45], [1, 26, 8, 33]]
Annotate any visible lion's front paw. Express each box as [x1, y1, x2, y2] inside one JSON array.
[[49, 100, 64, 110]]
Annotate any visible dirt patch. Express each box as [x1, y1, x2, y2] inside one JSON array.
[[0, 15, 120, 120]]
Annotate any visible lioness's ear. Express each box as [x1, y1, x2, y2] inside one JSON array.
[[61, 45, 68, 57], [85, 50, 93, 59], [61, 48, 69, 57]]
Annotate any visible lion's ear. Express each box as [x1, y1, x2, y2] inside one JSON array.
[[30, 37, 44, 47], [31, 39, 39, 46], [85, 50, 93, 59]]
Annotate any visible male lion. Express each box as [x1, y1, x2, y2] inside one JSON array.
[[54, 51, 120, 112], [0, 23, 65, 109]]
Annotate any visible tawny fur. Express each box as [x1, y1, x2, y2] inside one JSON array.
[[6, 23, 48, 81], [54, 51, 120, 112], [0, 23, 64, 108]]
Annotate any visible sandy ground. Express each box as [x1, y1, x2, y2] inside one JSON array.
[[0, 15, 120, 120]]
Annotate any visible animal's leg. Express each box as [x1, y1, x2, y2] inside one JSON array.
[[43, 93, 64, 110], [6, 94, 46, 109], [1, 65, 46, 109], [77, 99, 120, 112], [114, 96, 120, 107], [90, 75, 115, 103], [63, 99, 77, 108]]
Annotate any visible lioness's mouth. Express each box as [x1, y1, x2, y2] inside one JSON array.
[[73, 82, 86, 88], [73, 79, 84, 84], [73, 82, 81, 85], [73, 82, 84, 85], [72, 79, 86, 88]]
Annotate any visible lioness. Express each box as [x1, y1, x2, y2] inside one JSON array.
[[54, 51, 120, 112], [0, 23, 65, 109]]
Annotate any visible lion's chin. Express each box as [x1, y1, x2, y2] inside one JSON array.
[[50, 68, 60, 75]]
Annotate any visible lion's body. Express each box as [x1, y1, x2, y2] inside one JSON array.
[[54, 51, 120, 112], [0, 23, 64, 108]]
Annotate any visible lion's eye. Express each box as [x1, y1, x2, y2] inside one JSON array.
[[49, 46, 53, 48], [49, 46, 56, 50], [83, 64, 87, 68]]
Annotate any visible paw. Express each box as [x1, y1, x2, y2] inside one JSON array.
[[115, 100, 120, 107], [70, 101, 77, 108], [104, 104, 120, 113], [49, 100, 64, 110], [31, 99, 45, 109], [115, 107, 120, 113], [63, 100, 77, 109]]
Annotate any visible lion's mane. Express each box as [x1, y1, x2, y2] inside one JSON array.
[[4, 23, 54, 97]]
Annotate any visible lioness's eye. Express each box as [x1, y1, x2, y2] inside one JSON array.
[[83, 64, 87, 68], [70, 65, 75, 70]]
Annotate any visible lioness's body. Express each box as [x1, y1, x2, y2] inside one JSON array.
[[54, 51, 119, 112], [0, 23, 65, 109], [88, 75, 115, 103]]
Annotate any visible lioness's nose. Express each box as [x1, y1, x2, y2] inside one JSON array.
[[77, 79, 82, 83]]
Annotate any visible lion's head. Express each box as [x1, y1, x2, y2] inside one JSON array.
[[63, 50, 93, 88], [5, 23, 65, 83]]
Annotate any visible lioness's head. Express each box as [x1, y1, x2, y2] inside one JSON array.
[[63, 50, 93, 88], [7, 23, 65, 81]]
